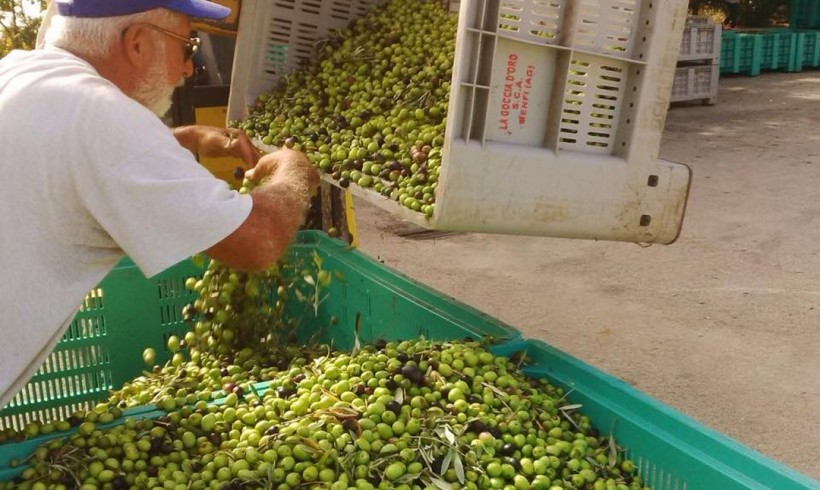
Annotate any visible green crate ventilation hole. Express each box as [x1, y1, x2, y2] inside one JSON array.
[[0, 271, 202, 432], [632, 455, 685, 490], [157, 274, 193, 346], [0, 289, 112, 431]]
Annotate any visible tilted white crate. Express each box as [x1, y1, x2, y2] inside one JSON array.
[[229, 0, 692, 244]]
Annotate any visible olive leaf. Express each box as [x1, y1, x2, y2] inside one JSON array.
[[481, 382, 508, 398], [608, 435, 618, 467], [560, 410, 584, 433], [427, 475, 454, 490], [453, 452, 465, 483], [303, 274, 315, 286], [441, 448, 453, 475], [352, 313, 362, 356], [394, 387, 404, 404], [443, 426, 456, 445], [418, 443, 434, 466], [326, 406, 360, 420], [265, 462, 277, 489], [556, 388, 576, 404], [559, 404, 582, 411], [312, 251, 323, 269]]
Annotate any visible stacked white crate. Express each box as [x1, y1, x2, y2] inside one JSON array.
[[672, 17, 721, 105]]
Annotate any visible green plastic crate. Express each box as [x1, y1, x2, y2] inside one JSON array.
[[791, 0, 820, 29], [759, 30, 800, 71], [720, 31, 763, 76], [0, 261, 202, 432], [2, 231, 819, 489], [794, 30, 820, 70]]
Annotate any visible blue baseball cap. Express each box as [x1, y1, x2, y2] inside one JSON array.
[[55, 0, 231, 19]]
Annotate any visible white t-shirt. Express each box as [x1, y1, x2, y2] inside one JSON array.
[[0, 47, 253, 408]]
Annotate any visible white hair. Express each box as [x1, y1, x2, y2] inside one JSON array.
[[44, 8, 178, 59]]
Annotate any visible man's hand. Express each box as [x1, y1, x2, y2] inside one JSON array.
[[246, 148, 321, 193], [173, 125, 261, 167], [205, 148, 321, 271]]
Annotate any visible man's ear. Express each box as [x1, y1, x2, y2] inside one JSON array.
[[120, 24, 154, 69]]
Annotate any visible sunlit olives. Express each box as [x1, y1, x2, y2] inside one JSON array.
[[4, 339, 646, 490], [230, 0, 455, 217]]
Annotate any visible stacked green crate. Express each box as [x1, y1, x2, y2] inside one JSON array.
[[794, 30, 820, 69], [790, 0, 820, 29], [758, 30, 801, 71], [720, 31, 762, 75]]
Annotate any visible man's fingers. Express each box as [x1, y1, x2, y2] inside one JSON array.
[[221, 129, 262, 167]]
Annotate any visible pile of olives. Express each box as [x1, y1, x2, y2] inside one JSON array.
[[106, 237, 331, 410], [4, 339, 647, 490], [231, 0, 456, 217]]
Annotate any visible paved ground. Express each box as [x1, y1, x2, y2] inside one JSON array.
[[351, 72, 820, 481]]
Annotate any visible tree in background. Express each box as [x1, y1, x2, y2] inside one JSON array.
[[0, 0, 47, 58], [690, 0, 790, 27]]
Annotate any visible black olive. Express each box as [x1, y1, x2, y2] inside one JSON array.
[[342, 418, 359, 432], [466, 420, 487, 433], [275, 386, 296, 399], [112, 476, 127, 490], [506, 457, 521, 472]]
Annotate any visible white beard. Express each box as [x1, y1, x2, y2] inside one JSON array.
[[131, 61, 183, 117]]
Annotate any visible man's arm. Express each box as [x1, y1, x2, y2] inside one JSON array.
[[205, 148, 320, 270], [173, 125, 261, 167]]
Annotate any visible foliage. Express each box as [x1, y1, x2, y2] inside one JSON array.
[[0, 0, 47, 58], [689, 0, 790, 27]]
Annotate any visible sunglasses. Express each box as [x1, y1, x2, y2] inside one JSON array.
[[139, 23, 200, 61]]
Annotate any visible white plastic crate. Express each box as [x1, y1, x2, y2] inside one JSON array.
[[678, 21, 721, 62], [670, 64, 719, 105], [228, 0, 692, 244]]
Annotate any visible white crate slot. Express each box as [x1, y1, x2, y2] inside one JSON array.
[[229, 0, 692, 244], [557, 54, 629, 153], [497, 0, 565, 45], [573, 0, 640, 59]]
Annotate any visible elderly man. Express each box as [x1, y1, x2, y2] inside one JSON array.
[[0, 0, 319, 408]]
